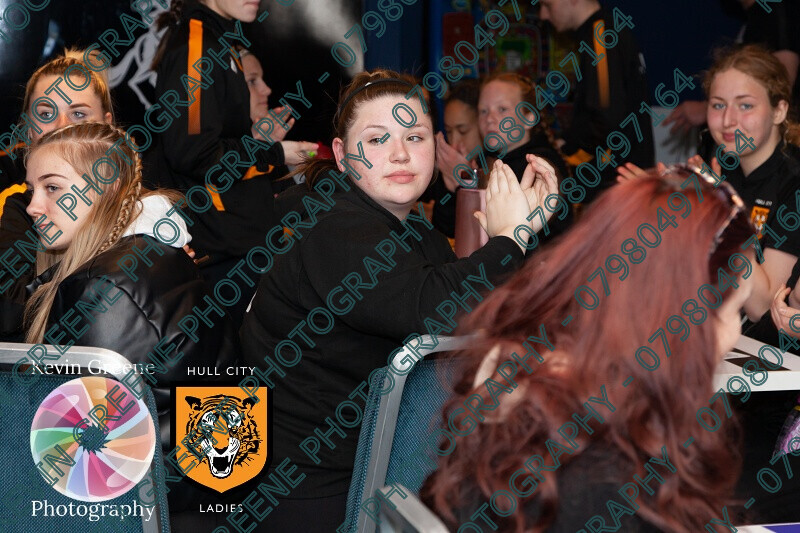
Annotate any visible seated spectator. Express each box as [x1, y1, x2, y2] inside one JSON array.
[[148, 0, 317, 326], [699, 45, 800, 523], [430, 78, 483, 237], [23, 122, 240, 443], [619, 45, 800, 338], [699, 46, 800, 344], [0, 49, 115, 341], [240, 48, 294, 194], [478, 72, 572, 243], [423, 168, 754, 531], [241, 69, 559, 529]]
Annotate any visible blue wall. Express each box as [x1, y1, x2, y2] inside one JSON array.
[[613, 0, 745, 100], [364, 0, 427, 75], [363, 0, 748, 101]]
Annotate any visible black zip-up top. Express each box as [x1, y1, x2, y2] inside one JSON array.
[[148, 1, 285, 264], [241, 181, 525, 497]]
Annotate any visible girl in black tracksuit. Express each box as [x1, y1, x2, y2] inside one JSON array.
[[241, 70, 560, 530], [148, 0, 315, 324], [475, 72, 572, 247]]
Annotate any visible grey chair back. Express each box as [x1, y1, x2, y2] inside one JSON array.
[[346, 335, 469, 533]]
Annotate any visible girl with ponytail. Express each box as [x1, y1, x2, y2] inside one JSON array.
[[241, 68, 559, 529]]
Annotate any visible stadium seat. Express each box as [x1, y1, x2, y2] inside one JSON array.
[[344, 335, 470, 533]]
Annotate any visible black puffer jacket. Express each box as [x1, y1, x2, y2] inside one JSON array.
[[28, 234, 241, 447], [0, 189, 33, 341]]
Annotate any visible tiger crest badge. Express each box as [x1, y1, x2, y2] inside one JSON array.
[[173, 385, 270, 493]]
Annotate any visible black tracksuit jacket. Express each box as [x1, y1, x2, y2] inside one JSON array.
[[147, 1, 285, 265], [561, 8, 654, 191], [241, 181, 525, 498]]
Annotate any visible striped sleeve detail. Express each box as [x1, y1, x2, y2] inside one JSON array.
[[0, 142, 25, 157], [0, 183, 26, 219], [564, 149, 593, 167], [187, 19, 203, 135], [242, 166, 270, 181], [592, 20, 610, 109], [206, 185, 225, 211]]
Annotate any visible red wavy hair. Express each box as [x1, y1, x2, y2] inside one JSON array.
[[422, 169, 753, 532]]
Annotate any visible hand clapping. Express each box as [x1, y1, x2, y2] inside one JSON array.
[[435, 132, 474, 192], [520, 154, 559, 232], [474, 155, 559, 253]]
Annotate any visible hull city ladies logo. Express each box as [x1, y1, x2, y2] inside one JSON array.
[[173, 386, 269, 493], [750, 206, 770, 236]]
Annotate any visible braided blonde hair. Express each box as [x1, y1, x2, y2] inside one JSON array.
[[24, 123, 164, 343]]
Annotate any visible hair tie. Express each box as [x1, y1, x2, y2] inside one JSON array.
[[336, 77, 415, 118]]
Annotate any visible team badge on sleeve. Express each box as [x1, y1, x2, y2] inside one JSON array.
[[751, 206, 770, 235], [173, 386, 269, 493]]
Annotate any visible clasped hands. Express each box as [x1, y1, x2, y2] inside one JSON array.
[[474, 155, 559, 255]]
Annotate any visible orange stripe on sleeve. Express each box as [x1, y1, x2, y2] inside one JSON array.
[[0, 142, 25, 158], [0, 183, 27, 220], [564, 149, 593, 167], [188, 19, 203, 135], [242, 165, 270, 181], [231, 47, 244, 72], [206, 185, 225, 211], [593, 20, 610, 109]]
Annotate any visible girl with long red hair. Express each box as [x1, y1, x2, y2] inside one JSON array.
[[423, 168, 756, 532]]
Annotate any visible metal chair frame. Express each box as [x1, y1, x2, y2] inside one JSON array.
[[354, 335, 470, 533], [378, 483, 449, 533]]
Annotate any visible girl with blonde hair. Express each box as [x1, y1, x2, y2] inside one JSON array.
[[0, 49, 115, 341], [23, 120, 239, 447]]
